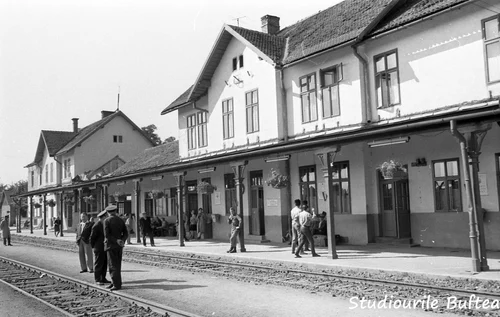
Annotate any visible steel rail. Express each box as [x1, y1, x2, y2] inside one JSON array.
[[14, 237, 500, 304], [124, 249, 500, 299], [0, 255, 202, 317]]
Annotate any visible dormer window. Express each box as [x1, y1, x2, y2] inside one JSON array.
[[482, 15, 500, 83], [232, 55, 244, 71], [113, 135, 123, 143]]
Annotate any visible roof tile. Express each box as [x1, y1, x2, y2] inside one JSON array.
[[110, 141, 179, 177]]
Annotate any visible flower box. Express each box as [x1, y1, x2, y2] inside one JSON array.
[[34, 203, 42, 209], [197, 181, 216, 194], [148, 190, 165, 199], [377, 160, 408, 180], [46, 199, 56, 207], [265, 169, 289, 189]]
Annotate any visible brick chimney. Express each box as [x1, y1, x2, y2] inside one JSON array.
[[101, 110, 114, 119], [261, 15, 280, 35], [72, 118, 79, 133]]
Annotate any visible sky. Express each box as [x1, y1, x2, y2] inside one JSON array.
[[0, 0, 342, 185]]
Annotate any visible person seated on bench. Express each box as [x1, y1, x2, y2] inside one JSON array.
[[313, 212, 327, 236], [151, 216, 162, 237], [160, 218, 169, 236]]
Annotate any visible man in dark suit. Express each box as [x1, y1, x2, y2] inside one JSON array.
[[139, 212, 155, 247], [103, 204, 128, 291], [76, 213, 94, 273], [90, 210, 111, 286]]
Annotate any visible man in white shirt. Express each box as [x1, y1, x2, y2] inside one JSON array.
[[290, 199, 301, 254], [294, 204, 320, 258]]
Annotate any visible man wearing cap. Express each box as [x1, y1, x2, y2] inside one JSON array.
[[0, 215, 12, 246], [90, 210, 111, 286], [103, 204, 128, 291]]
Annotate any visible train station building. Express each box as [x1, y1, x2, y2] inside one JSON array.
[[21, 0, 500, 264]]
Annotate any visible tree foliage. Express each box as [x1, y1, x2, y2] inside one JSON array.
[[141, 124, 176, 146], [141, 124, 162, 146]]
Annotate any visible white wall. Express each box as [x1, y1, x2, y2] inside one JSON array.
[[178, 37, 279, 158], [283, 46, 363, 137], [73, 115, 152, 175], [363, 1, 500, 122]]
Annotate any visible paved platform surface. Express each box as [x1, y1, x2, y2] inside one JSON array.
[[10, 227, 500, 282]]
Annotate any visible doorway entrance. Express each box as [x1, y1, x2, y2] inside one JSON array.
[[201, 177, 213, 239], [185, 181, 198, 214], [379, 178, 411, 238], [249, 171, 265, 235]]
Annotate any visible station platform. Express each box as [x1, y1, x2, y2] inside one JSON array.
[[10, 227, 500, 282]]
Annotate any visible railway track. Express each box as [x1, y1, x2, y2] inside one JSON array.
[[0, 256, 200, 317], [13, 235, 500, 316]]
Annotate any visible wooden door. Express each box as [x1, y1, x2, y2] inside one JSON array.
[[201, 177, 212, 239], [249, 171, 264, 235], [187, 194, 198, 214], [380, 181, 397, 237], [395, 180, 411, 238]]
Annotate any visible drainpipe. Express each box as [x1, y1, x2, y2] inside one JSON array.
[[352, 45, 372, 124], [450, 120, 480, 273], [278, 68, 289, 142]]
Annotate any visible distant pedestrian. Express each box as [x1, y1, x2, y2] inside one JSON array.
[[1, 215, 12, 246], [294, 204, 320, 258], [227, 207, 241, 253], [189, 210, 197, 240], [54, 217, 61, 237], [196, 208, 206, 240], [139, 212, 155, 247], [290, 199, 301, 254], [300, 200, 310, 252], [103, 204, 128, 291], [76, 213, 94, 273], [90, 210, 111, 286], [125, 214, 134, 244]]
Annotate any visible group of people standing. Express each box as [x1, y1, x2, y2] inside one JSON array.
[[76, 204, 128, 291], [177, 208, 207, 241], [291, 199, 321, 258]]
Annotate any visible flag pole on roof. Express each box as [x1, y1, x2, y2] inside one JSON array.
[[117, 85, 120, 111]]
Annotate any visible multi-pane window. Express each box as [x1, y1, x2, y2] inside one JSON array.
[[187, 112, 208, 150], [187, 114, 197, 150], [232, 55, 244, 71], [50, 163, 54, 183], [63, 158, 71, 178], [39, 167, 43, 185], [433, 159, 461, 212], [320, 65, 342, 118], [300, 73, 318, 123], [222, 99, 234, 139], [113, 135, 123, 143], [375, 50, 401, 108], [224, 173, 237, 216], [245, 90, 259, 133], [31, 171, 34, 187], [482, 16, 500, 83], [330, 161, 351, 214], [197, 112, 208, 147], [299, 166, 318, 214]]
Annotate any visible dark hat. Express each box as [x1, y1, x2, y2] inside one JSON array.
[[105, 204, 117, 212], [97, 210, 107, 218]]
